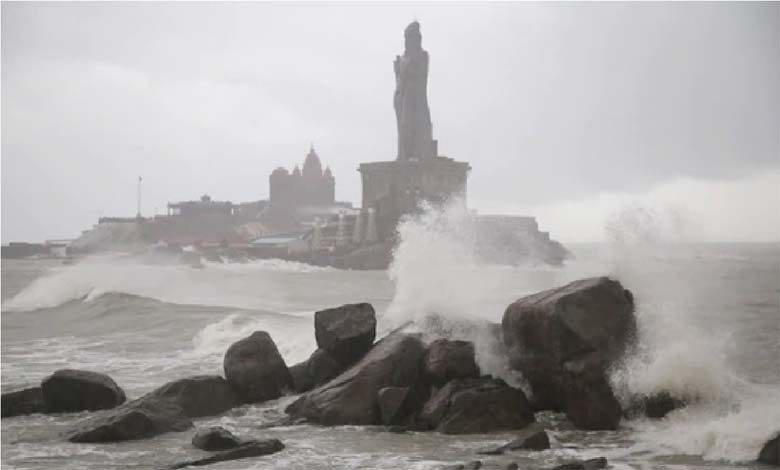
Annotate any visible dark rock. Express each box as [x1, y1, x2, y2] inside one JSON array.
[[465, 461, 482, 470], [425, 339, 479, 386], [625, 391, 688, 419], [191, 426, 242, 451], [223, 331, 293, 403], [148, 375, 238, 418], [67, 398, 192, 443], [506, 464, 519, 470], [285, 333, 426, 425], [41, 369, 126, 413], [478, 427, 550, 455], [419, 376, 535, 434], [563, 354, 622, 430], [378, 386, 410, 425], [1, 387, 45, 417], [289, 349, 342, 394], [502, 277, 636, 411], [758, 433, 779, 466], [314, 303, 377, 366], [551, 457, 608, 470], [168, 439, 284, 469]]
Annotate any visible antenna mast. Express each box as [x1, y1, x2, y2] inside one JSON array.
[[136, 176, 142, 218]]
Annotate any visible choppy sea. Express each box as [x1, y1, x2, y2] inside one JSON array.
[[1, 239, 778, 469]]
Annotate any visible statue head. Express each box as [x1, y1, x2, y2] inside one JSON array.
[[404, 21, 422, 52]]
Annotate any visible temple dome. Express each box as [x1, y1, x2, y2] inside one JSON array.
[[302, 145, 323, 178], [323, 166, 333, 179], [292, 165, 302, 177]]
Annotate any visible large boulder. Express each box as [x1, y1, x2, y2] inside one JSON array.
[[285, 333, 425, 425], [315, 303, 377, 366], [562, 354, 622, 430], [148, 375, 239, 418], [289, 349, 342, 394], [624, 391, 689, 419], [223, 331, 293, 403], [1, 387, 45, 417], [424, 339, 480, 386], [192, 426, 242, 451], [758, 433, 779, 466], [502, 277, 636, 411], [418, 377, 535, 434], [67, 398, 192, 443], [41, 369, 126, 413], [168, 439, 285, 469]]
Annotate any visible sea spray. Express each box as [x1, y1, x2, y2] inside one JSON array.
[[384, 199, 528, 386], [604, 203, 780, 462]]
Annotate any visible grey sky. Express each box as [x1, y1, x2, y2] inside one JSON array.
[[2, 2, 778, 242]]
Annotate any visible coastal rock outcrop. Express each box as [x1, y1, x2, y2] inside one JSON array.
[[1, 387, 45, 417], [478, 426, 550, 455], [223, 331, 293, 403], [562, 353, 622, 430], [67, 398, 192, 443], [168, 439, 285, 469], [418, 376, 535, 434], [192, 426, 243, 451], [758, 433, 779, 466], [148, 375, 239, 418], [502, 277, 636, 414], [41, 369, 126, 413], [289, 348, 342, 394], [625, 391, 689, 419], [314, 302, 377, 366], [285, 332, 425, 425], [424, 339, 479, 386], [551, 457, 608, 470]]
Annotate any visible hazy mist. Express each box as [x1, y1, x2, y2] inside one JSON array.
[[2, 2, 778, 243]]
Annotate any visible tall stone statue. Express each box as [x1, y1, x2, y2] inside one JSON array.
[[394, 21, 436, 161]]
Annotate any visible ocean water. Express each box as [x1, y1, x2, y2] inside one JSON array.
[[1, 234, 778, 469]]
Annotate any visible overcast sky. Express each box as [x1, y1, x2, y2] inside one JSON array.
[[2, 2, 778, 243]]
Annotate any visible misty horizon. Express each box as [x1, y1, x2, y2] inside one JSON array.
[[2, 2, 778, 243]]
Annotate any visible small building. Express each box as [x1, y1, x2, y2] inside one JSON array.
[[167, 194, 236, 217], [249, 232, 309, 257]]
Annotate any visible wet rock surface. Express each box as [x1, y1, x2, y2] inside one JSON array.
[[148, 375, 239, 418], [167, 439, 284, 469], [758, 433, 779, 466], [562, 354, 622, 430], [419, 377, 535, 434], [223, 331, 293, 403], [41, 369, 126, 413], [1, 387, 45, 418], [478, 427, 550, 455], [424, 339, 480, 386], [67, 397, 192, 443], [191, 426, 242, 451], [289, 348, 342, 394], [286, 332, 425, 425], [314, 302, 377, 366], [502, 277, 635, 412]]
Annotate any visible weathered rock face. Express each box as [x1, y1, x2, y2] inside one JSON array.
[[192, 426, 242, 451], [168, 439, 285, 469], [418, 377, 535, 434], [377, 386, 411, 425], [148, 375, 239, 418], [289, 349, 342, 394], [625, 391, 689, 419], [424, 339, 480, 386], [562, 354, 622, 430], [478, 427, 550, 455], [41, 369, 126, 413], [502, 277, 636, 411], [223, 331, 293, 403], [552, 457, 608, 470], [285, 333, 425, 425], [1, 387, 45, 417], [67, 398, 192, 443], [314, 303, 377, 366], [758, 434, 779, 466]]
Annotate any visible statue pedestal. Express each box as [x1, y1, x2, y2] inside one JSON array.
[[358, 156, 470, 241]]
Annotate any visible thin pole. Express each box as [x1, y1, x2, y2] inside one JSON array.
[[137, 176, 142, 218]]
